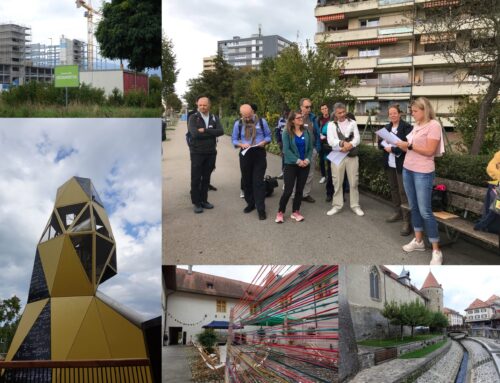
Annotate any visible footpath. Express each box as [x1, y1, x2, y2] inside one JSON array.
[[163, 122, 499, 265]]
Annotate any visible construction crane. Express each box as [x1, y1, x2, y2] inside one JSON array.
[[75, 0, 101, 71]]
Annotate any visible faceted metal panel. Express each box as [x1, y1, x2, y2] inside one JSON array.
[[27, 251, 50, 303]]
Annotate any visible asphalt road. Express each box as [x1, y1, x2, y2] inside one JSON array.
[[163, 122, 499, 265]]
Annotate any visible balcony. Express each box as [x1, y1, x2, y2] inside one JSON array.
[[341, 56, 378, 69], [413, 81, 489, 96], [413, 53, 459, 66], [315, 0, 379, 17], [316, 27, 378, 44], [377, 85, 412, 94], [349, 85, 377, 98], [378, 26, 413, 37], [377, 56, 412, 67]]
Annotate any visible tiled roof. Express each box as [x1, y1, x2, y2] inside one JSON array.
[[443, 307, 461, 316], [175, 268, 255, 300], [380, 266, 427, 300], [421, 271, 441, 289], [486, 294, 500, 305], [465, 298, 489, 311]]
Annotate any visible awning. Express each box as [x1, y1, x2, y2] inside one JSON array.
[[343, 68, 375, 75], [378, 96, 411, 100], [420, 32, 456, 44], [202, 321, 230, 329], [423, 0, 459, 8], [316, 13, 345, 22], [329, 37, 397, 48]]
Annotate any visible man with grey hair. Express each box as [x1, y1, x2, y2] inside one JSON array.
[[326, 102, 364, 216], [298, 98, 321, 203]]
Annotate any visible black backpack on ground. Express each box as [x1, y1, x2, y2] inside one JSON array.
[[264, 175, 278, 197]]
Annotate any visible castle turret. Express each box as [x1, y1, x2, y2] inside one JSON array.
[[420, 270, 443, 313]]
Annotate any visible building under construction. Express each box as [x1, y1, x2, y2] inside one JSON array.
[[0, 23, 53, 88]]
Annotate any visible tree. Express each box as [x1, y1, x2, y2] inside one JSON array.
[[429, 311, 449, 332], [95, 0, 161, 71], [382, 300, 405, 340], [196, 329, 217, 354], [401, 300, 430, 337], [162, 36, 179, 100], [412, 0, 500, 154], [0, 296, 21, 354], [166, 93, 182, 112]]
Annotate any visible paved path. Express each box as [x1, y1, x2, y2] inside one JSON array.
[[461, 339, 500, 383], [348, 357, 422, 383], [415, 340, 463, 383], [468, 337, 500, 380], [163, 345, 193, 383], [163, 122, 499, 265]]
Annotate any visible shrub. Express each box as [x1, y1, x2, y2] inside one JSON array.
[[108, 88, 124, 106], [124, 89, 147, 107], [145, 90, 162, 108], [453, 97, 500, 155], [196, 329, 217, 354]]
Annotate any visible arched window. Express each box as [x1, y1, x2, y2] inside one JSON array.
[[370, 267, 380, 300]]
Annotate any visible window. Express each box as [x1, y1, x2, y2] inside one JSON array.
[[379, 72, 409, 87], [360, 18, 379, 28], [424, 42, 455, 53], [207, 282, 214, 289], [359, 47, 380, 57], [216, 300, 226, 313], [423, 70, 456, 84], [370, 267, 380, 299]]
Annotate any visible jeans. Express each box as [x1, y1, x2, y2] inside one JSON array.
[[402, 168, 439, 243], [279, 164, 309, 213]]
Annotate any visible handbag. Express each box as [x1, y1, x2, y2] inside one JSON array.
[[335, 122, 358, 157], [431, 184, 448, 212]]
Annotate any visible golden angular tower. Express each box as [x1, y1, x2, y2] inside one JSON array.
[[4, 177, 152, 381]]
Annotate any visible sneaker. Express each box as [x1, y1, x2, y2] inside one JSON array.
[[291, 211, 305, 222], [194, 205, 203, 214], [319, 177, 326, 184], [302, 195, 315, 203], [208, 184, 217, 191], [243, 205, 255, 213], [275, 212, 284, 223], [240, 190, 245, 198], [258, 210, 267, 220], [402, 238, 426, 252], [325, 195, 333, 202], [352, 207, 365, 216], [430, 250, 443, 265], [327, 207, 341, 216], [277, 172, 284, 180], [201, 202, 214, 209]]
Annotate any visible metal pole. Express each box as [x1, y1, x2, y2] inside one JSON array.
[[65, 87, 68, 107]]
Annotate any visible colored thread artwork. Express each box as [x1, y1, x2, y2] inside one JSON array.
[[226, 266, 339, 383]]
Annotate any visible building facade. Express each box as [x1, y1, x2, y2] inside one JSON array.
[[465, 294, 500, 338], [314, 0, 493, 127], [218, 34, 292, 68], [203, 55, 216, 72], [345, 266, 442, 340], [443, 307, 464, 327]]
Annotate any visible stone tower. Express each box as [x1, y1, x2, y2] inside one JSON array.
[[420, 270, 443, 313], [4, 177, 152, 382]]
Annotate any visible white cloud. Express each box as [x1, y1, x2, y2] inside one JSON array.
[[0, 118, 161, 319], [386, 265, 500, 315], [163, 0, 317, 97]]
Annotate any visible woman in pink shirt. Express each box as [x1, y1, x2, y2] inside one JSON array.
[[396, 97, 443, 265]]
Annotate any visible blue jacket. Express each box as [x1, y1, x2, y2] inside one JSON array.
[[282, 129, 313, 165]]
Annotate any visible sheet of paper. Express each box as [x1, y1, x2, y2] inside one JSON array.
[[240, 144, 260, 156], [380, 140, 391, 148], [327, 150, 348, 166], [376, 129, 402, 145], [406, 131, 414, 144]]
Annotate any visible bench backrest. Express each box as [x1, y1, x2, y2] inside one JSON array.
[[435, 177, 487, 216]]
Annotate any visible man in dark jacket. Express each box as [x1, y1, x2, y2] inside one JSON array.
[[188, 96, 224, 213]]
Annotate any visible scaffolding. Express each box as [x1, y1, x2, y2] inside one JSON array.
[[0, 23, 30, 85]]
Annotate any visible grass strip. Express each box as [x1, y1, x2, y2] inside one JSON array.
[[399, 340, 447, 359]]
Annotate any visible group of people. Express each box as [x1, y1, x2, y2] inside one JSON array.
[[187, 95, 445, 265]]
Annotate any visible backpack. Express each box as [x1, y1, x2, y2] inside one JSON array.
[[474, 184, 500, 234], [264, 175, 278, 197], [431, 184, 448, 212]]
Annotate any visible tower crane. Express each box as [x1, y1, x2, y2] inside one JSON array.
[[75, 0, 102, 71]]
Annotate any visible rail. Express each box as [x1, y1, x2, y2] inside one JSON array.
[[0, 359, 153, 383]]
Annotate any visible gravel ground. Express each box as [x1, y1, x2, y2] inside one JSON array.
[[461, 339, 500, 383], [415, 340, 463, 383]]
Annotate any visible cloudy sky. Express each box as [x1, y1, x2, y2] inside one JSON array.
[[0, 1, 106, 45], [164, 0, 318, 97], [0, 118, 161, 320], [386, 266, 500, 315]]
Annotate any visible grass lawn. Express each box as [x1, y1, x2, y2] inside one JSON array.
[[399, 340, 447, 359], [358, 334, 441, 348], [0, 103, 162, 118]]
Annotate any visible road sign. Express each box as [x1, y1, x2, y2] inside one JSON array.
[[54, 65, 80, 88]]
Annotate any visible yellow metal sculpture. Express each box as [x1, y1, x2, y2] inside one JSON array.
[[4, 177, 152, 382]]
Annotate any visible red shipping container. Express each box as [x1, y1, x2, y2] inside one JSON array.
[[123, 71, 149, 94]]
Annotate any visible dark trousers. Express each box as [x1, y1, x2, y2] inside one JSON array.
[[386, 167, 410, 222], [279, 164, 310, 213], [240, 148, 267, 212], [190, 152, 216, 205], [326, 159, 333, 198], [319, 148, 327, 177]]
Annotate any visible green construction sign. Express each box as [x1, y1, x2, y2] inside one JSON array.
[[54, 65, 80, 88]]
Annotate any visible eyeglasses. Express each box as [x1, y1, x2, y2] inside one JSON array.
[[303, 105, 312, 109], [294, 116, 303, 120]]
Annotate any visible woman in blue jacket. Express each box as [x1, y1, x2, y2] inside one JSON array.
[[275, 110, 313, 223]]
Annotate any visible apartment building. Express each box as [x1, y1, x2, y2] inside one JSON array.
[[315, 0, 492, 127], [218, 33, 292, 68], [203, 55, 216, 72], [443, 307, 464, 327], [465, 294, 500, 338]]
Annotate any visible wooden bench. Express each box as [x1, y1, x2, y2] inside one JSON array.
[[402, 177, 499, 252]]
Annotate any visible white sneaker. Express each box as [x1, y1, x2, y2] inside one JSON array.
[[240, 190, 245, 198], [319, 177, 326, 184], [430, 250, 443, 265], [402, 238, 426, 252], [352, 207, 364, 216], [327, 207, 341, 216]]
